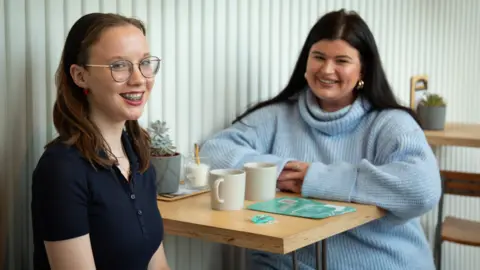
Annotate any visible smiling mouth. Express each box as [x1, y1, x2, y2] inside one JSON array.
[[120, 92, 143, 101], [318, 79, 339, 84]]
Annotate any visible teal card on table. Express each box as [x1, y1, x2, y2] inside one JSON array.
[[247, 197, 356, 219]]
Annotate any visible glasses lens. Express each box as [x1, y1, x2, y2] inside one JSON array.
[[140, 56, 161, 78], [111, 60, 132, 82]]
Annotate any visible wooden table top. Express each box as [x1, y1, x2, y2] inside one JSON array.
[[424, 123, 480, 147], [157, 192, 385, 254]]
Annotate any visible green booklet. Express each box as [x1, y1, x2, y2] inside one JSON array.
[[247, 197, 356, 219]]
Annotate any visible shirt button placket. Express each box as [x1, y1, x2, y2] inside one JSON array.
[[129, 172, 147, 235]]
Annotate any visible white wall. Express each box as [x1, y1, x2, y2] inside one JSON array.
[[1, 0, 479, 269]]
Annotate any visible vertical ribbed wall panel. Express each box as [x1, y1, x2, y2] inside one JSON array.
[[0, 0, 479, 269]]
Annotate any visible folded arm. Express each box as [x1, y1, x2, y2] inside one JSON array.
[[301, 129, 442, 221]]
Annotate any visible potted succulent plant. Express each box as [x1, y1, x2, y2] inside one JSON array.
[[417, 93, 447, 130], [148, 120, 181, 194]]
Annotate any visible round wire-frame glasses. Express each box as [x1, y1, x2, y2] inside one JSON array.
[[85, 56, 161, 83]]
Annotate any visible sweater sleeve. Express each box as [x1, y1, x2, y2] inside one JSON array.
[[199, 107, 293, 177], [301, 129, 442, 221]]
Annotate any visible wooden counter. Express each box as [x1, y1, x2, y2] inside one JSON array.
[[424, 123, 480, 147]]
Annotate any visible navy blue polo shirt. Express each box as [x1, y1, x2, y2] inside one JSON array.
[[31, 132, 164, 270]]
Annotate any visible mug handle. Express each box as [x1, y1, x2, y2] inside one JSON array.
[[214, 178, 224, 204]]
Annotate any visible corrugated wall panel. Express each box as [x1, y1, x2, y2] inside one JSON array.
[[0, 0, 479, 269]]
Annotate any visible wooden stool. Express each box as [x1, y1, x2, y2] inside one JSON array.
[[434, 171, 480, 270]]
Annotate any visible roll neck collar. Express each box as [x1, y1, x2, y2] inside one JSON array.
[[298, 88, 371, 136]]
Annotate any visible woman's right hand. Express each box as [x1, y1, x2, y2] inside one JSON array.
[[277, 179, 303, 193], [277, 161, 310, 193]]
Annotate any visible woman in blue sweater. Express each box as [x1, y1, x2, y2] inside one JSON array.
[[199, 9, 441, 270]]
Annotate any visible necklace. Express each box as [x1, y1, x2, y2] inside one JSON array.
[[107, 147, 130, 178]]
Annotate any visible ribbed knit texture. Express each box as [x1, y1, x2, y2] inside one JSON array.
[[200, 88, 441, 270]]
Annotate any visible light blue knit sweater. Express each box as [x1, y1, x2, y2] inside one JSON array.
[[199, 88, 441, 270]]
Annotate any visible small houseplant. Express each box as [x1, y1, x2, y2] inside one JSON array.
[[417, 93, 447, 130], [148, 120, 181, 194]]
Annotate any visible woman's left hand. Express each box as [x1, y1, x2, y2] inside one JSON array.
[[277, 161, 310, 193]]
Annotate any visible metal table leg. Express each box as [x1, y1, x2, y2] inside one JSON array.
[[291, 250, 298, 270], [315, 241, 321, 269], [315, 240, 327, 270], [322, 240, 327, 270], [292, 240, 327, 270]]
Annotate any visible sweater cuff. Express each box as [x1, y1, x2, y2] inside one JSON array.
[[301, 162, 358, 201], [238, 154, 293, 179]]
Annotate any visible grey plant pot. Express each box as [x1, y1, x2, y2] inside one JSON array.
[[417, 105, 446, 130], [151, 153, 182, 194]]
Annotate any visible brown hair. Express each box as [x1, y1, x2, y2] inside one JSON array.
[[47, 12, 151, 172]]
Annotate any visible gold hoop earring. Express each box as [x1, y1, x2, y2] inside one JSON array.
[[357, 80, 364, 89]]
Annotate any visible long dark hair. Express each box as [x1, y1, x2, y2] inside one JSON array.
[[233, 9, 419, 125], [47, 13, 151, 172]]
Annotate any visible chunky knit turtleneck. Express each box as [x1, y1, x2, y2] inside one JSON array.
[[200, 88, 441, 270], [298, 88, 370, 135]]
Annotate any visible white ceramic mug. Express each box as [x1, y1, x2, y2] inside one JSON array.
[[244, 162, 278, 201], [209, 169, 246, 211]]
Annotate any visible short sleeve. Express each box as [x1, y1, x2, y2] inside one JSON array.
[[31, 151, 90, 241]]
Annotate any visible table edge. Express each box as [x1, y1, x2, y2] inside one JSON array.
[[162, 206, 386, 254], [163, 218, 287, 253], [427, 137, 480, 148]]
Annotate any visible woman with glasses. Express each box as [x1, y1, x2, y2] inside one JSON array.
[[30, 13, 169, 270]]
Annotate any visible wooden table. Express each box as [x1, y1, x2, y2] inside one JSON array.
[[158, 192, 385, 269], [424, 123, 480, 147]]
